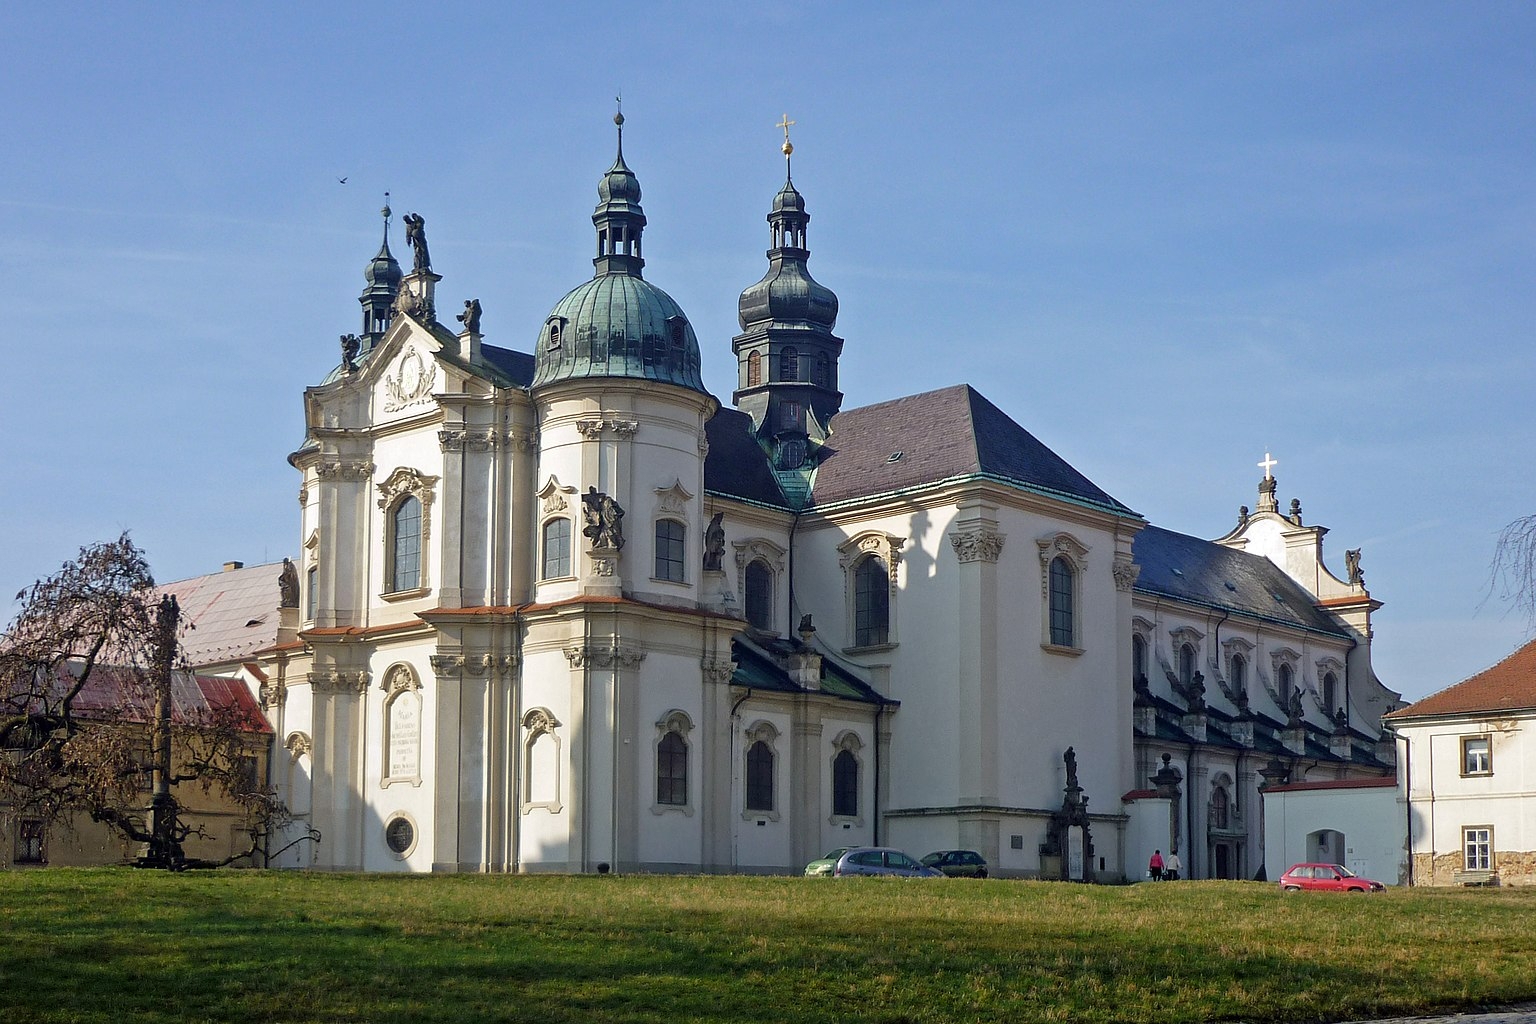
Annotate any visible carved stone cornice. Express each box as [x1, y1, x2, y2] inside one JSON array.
[[563, 641, 646, 669], [1112, 553, 1141, 592], [438, 428, 496, 452], [376, 467, 439, 513], [309, 669, 370, 693], [949, 528, 1005, 564], [316, 460, 374, 482]]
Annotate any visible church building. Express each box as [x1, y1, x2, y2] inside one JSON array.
[[235, 116, 1399, 878]]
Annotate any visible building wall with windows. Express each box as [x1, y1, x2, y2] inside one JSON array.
[[1388, 640, 1536, 886], [185, 123, 1401, 879]]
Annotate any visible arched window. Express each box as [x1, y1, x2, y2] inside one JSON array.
[[654, 519, 686, 582], [747, 351, 762, 387], [1210, 786, 1230, 829], [1322, 671, 1338, 713], [832, 749, 858, 817], [1231, 654, 1247, 698], [1278, 662, 1294, 694], [547, 320, 562, 350], [1179, 643, 1197, 688], [854, 556, 890, 647], [745, 559, 773, 630], [656, 731, 687, 806], [305, 565, 318, 621], [815, 353, 829, 387], [542, 518, 571, 579], [746, 740, 774, 812], [1049, 556, 1075, 647], [1131, 634, 1147, 685], [390, 495, 422, 593], [779, 347, 799, 381]]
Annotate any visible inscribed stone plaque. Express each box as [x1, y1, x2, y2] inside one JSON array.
[[388, 693, 420, 780], [1067, 826, 1084, 879]]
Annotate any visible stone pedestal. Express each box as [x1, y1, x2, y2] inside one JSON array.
[[585, 546, 623, 597]]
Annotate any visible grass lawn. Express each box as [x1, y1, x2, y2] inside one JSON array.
[[2, 871, 1535, 1023]]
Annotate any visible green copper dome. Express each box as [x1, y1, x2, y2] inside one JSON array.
[[532, 273, 703, 390], [532, 117, 706, 394]]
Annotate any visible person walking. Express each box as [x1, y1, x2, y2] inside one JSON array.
[[1163, 851, 1181, 881], [1148, 849, 1164, 881]]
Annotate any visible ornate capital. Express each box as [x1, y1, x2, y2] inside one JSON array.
[[611, 419, 639, 439], [438, 428, 496, 452], [509, 430, 540, 452], [575, 418, 640, 440], [950, 528, 1005, 564], [429, 653, 466, 676], [701, 657, 735, 685], [297, 486, 309, 506], [563, 640, 646, 669], [575, 419, 605, 440], [316, 460, 374, 482], [1112, 553, 1141, 592], [309, 669, 369, 693], [260, 679, 287, 709]]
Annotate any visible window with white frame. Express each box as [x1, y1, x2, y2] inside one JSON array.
[[1048, 556, 1075, 647], [1131, 633, 1147, 686], [1179, 643, 1197, 688], [1038, 533, 1088, 653], [305, 564, 318, 621], [838, 532, 904, 651], [1462, 736, 1492, 776], [654, 519, 687, 583], [522, 708, 563, 814], [853, 556, 889, 647], [390, 495, 422, 593], [1230, 654, 1247, 699], [1321, 671, 1338, 714], [654, 711, 693, 813], [743, 722, 779, 816], [744, 559, 774, 630], [542, 518, 572, 579], [832, 750, 858, 818], [1464, 826, 1492, 871]]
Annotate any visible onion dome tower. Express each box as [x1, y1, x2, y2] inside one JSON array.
[[358, 197, 402, 350], [531, 113, 705, 393], [731, 118, 844, 454]]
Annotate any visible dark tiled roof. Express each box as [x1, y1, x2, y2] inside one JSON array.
[[1387, 638, 1536, 720], [1132, 525, 1348, 637], [479, 344, 536, 387], [730, 636, 893, 706], [809, 385, 1136, 514], [705, 408, 789, 509]]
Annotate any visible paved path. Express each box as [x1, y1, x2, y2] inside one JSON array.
[[1343, 1007, 1536, 1024]]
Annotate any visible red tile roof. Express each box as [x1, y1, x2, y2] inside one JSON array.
[[28, 663, 270, 734], [1386, 638, 1536, 720]]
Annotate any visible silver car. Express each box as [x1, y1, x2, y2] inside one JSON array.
[[831, 846, 943, 878]]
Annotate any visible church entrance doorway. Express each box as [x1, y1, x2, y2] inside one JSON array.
[[1308, 828, 1346, 866], [1211, 841, 1238, 879]]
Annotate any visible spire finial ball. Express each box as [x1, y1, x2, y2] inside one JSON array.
[[782, 140, 793, 156], [614, 111, 624, 127]]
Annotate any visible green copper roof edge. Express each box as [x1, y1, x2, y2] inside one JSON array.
[[703, 489, 793, 513], [809, 472, 1144, 521], [1129, 585, 1350, 640]]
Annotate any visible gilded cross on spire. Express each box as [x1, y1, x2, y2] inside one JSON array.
[[777, 113, 796, 157]]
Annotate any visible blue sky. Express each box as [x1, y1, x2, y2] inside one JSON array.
[[3, 3, 1532, 700]]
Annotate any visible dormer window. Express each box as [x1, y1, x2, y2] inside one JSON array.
[[667, 316, 687, 349], [546, 318, 564, 350]]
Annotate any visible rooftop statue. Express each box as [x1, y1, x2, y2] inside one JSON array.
[[403, 212, 431, 273]]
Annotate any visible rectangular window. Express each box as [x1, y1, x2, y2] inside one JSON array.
[[305, 565, 318, 620], [1461, 736, 1492, 776], [654, 520, 686, 583], [1464, 826, 1492, 872], [542, 518, 572, 579], [15, 819, 44, 864]]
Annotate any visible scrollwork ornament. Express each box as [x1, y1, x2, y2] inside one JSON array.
[[1112, 555, 1141, 592], [429, 654, 466, 676], [576, 419, 605, 440]]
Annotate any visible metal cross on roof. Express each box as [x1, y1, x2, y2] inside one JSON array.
[[777, 113, 796, 144], [1258, 451, 1278, 479]]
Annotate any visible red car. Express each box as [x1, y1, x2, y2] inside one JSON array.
[[1278, 862, 1385, 892]]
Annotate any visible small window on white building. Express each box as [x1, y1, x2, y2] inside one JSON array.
[[1463, 826, 1492, 872], [1462, 736, 1492, 776]]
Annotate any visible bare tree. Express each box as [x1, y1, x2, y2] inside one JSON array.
[[1490, 514, 1536, 628], [1, 535, 297, 869]]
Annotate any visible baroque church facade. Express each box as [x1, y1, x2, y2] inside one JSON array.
[[245, 118, 1400, 878]]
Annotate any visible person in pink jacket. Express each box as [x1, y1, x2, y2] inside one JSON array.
[[1148, 849, 1165, 881]]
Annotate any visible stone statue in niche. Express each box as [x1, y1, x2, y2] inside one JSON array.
[[1345, 548, 1364, 586], [1186, 671, 1206, 712], [278, 558, 300, 609], [403, 212, 431, 273], [702, 512, 725, 571], [1063, 746, 1079, 791], [340, 333, 360, 373], [457, 298, 481, 333], [582, 487, 625, 551]]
